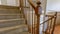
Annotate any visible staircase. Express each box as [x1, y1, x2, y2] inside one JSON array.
[[0, 5, 30, 34]]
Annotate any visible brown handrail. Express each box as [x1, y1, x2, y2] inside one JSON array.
[[40, 16, 55, 25], [45, 15, 55, 17]]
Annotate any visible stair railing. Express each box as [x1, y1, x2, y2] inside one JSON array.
[[19, 0, 57, 34], [41, 12, 57, 34]]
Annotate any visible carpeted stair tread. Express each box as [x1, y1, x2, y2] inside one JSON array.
[[0, 24, 27, 32]]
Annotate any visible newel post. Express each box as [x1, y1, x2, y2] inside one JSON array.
[[36, 1, 41, 34]]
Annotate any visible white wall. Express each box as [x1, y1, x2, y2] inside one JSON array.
[[46, 0, 60, 25], [7, 0, 16, 6], [46, 0, 60, 11], [1, 0, 7, 5], [0, 0, 1, 4], [0, 0, 19, 6], [7, 0, 19, 6]]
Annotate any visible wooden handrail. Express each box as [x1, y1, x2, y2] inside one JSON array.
[[40, 16, 55, 25], [45, 15, 55, 17]]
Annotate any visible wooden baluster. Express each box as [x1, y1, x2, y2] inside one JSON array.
[[31, 8, 33, 33], [28, 3, 30, 33], [49, 19, 53, 34], [42, 22, 45, 34], [25, 0, 26, 7], [46, 17, 49, 32], [51, 12, 57, 34]]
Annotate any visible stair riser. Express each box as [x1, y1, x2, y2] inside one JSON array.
[[0, 27, 28, 34], [0, 20, 25, 28], [0, 10, 20, 14], [0, 9, 28, 34], [0, 15, 24, 20]]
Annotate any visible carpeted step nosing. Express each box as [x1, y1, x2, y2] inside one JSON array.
[[0, 14, 23, 15], [0, 24, 27, 32], [5, 32, 31, 34], [0, 19, 25, 22]]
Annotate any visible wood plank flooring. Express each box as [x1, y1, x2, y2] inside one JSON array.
[[54, 25, 60, 34]]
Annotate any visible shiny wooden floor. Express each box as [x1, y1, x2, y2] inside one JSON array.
[[54, 25, 60, 34]]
